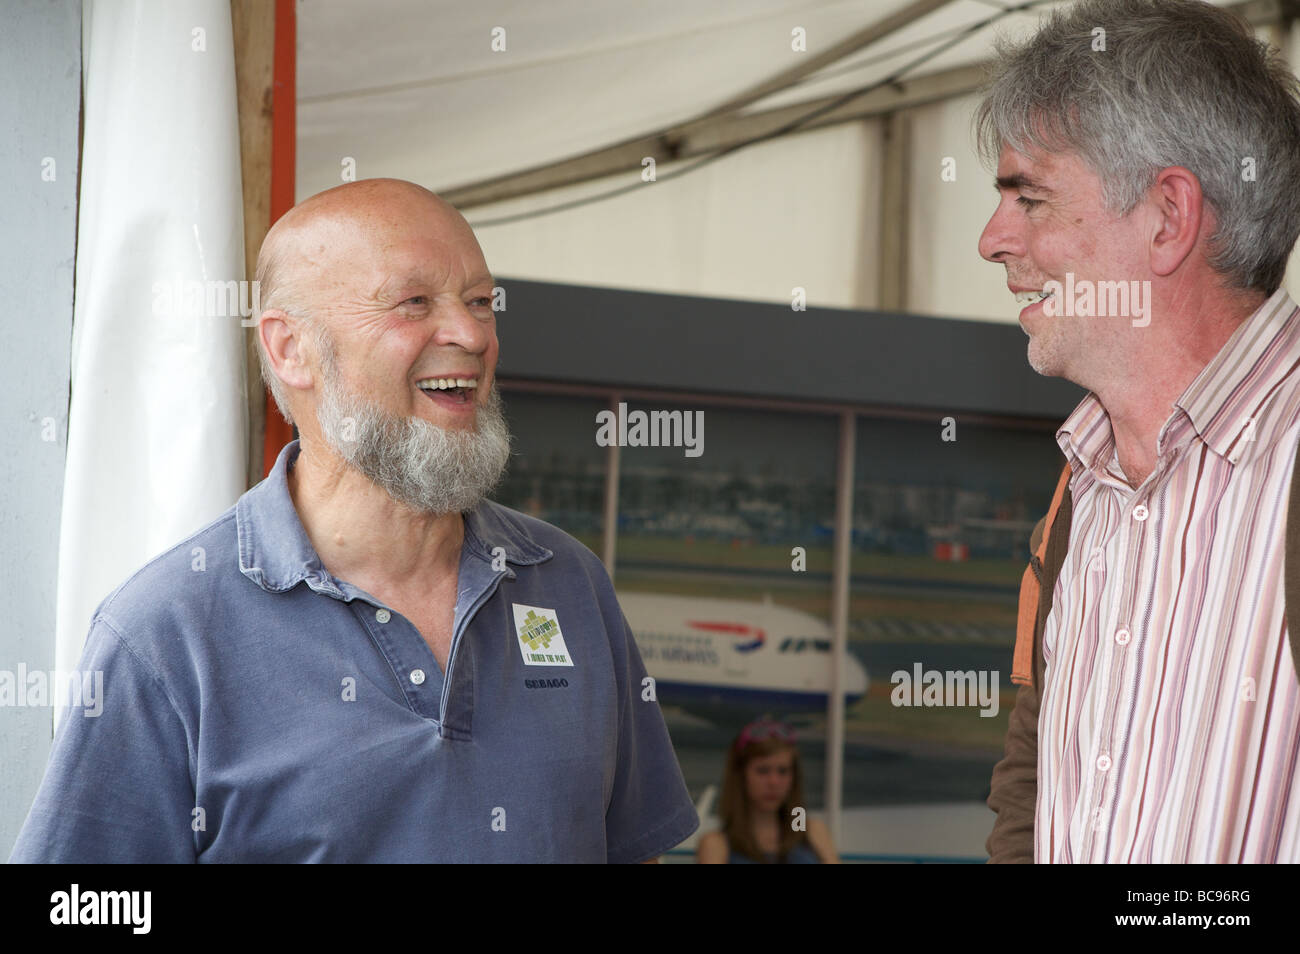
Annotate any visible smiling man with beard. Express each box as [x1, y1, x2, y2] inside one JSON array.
[[10, 179, 698, 863]]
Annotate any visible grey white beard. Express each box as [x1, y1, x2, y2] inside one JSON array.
[[314, 341, 512, 515]]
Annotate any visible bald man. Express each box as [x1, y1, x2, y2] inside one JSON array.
[[10, 179, 699, 863]]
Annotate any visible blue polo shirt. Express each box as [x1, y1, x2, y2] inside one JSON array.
[[10, 441, 698, 863]]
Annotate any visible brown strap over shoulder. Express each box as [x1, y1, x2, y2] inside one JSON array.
[[1285, 433, 1300, 681], [1012, 464, 1072, 688]]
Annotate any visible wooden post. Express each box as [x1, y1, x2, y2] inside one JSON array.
[[231, 0, 274, 489], [261, 0, 299, 477]]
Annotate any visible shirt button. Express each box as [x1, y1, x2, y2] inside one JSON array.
[[1115, 628, 1131, 646], [376, 608, 391, 623], [1133, 504, 1149, 522], [1090, 547, 1105, 571], [410, 669, 426, 685], [1096, 754, 1112, 772]]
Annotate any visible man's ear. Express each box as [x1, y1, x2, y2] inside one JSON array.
[[259, 309, 314, 391], [1148, 166, 1204, 278]]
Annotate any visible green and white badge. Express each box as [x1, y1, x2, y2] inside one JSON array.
[[512, 603, 574, 667]]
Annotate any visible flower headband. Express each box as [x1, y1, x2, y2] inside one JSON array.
[[735, 718, 795, 752]]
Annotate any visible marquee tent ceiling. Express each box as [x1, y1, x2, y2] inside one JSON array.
[[295, 0, 1082, 201]]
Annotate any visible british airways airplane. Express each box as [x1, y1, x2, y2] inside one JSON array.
[[616, 591, 868, 716]]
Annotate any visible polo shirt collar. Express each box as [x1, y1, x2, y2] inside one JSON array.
[[1057, 288, 1300, 473], [236, 439, 551, 594]]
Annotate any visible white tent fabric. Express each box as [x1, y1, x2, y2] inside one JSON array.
[[296, 0, 1299, 321], [296, 0, 1053, 197], [468, 122, 885, 310], [56, 0, 248, 711]]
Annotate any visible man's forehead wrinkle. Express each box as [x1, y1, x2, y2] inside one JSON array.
[[384, 230, 491, 286]]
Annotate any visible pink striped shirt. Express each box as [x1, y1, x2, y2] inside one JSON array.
[[1036, 288, 1300, 863]]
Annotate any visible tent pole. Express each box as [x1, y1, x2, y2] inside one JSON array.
[[827, 411, 855, 850], [261, 0, 297, 478]]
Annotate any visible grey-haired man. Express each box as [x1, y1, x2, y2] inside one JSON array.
[[978, 0, 1300, 862]]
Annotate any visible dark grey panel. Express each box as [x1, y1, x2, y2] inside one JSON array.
[[494, 279, 1084, 419]]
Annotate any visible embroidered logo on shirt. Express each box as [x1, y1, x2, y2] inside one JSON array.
[[512, 604, 574, 667]]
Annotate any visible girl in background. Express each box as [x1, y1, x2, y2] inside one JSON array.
[[696, 718, 839, 863]]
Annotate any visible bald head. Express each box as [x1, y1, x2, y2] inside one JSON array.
[[254, 179, 492, 427], [256, 179, 476, 320]]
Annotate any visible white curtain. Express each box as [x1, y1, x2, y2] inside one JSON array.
[[57, 0, 248, 718]]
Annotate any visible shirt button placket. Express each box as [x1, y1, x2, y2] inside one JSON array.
[[372, 607, 427, 699]]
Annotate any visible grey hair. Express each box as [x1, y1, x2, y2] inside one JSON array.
[[253, 238, 321, 428], [973, 0, 1300, 294]]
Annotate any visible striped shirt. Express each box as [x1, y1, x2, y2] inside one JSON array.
[[1036, 288, 1300, 863]]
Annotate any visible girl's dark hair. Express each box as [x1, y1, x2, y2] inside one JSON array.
[[718, 734, 809, 863]]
